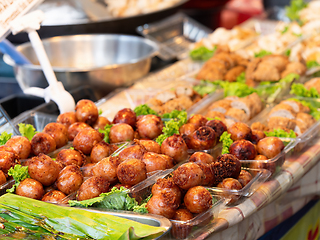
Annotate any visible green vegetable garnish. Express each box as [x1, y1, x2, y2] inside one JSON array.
[[98, 109, 103, 115], [18, 123, 37, 141], [134, 104, 159, 116], [219, 131, 233, 155], [290, 83, 320, 98], [98, 124, 113, 143], [193, 80, 218, 97], [254, 50, 272, 58], [306, 60, 320, 69], [281, 26, 289, 34], [221, 82, 256, 98], [288, 98, 320, 120], [0, 131, 12, 145], [190, 46, 217, 61], [6, 165, 30, 193], [285, 49, 291, 57], [265, 129, 297, 138], [236, 72, 246, 83], [207, 117, 221, 121], [285, 0, 308, 22]]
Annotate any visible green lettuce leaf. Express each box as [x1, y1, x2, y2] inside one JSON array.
[[236, 72, 246, 83], [287, 98, 320, 120], [98, 124, 113, 143], [254, 50, 272, 58], [290, 83, 320, 98], [219, 131, 233, 154], [190, 46, 216, 61], [265, 129, 297, 138], [133, 104, 159, 116], [18, 123, 37, 141], [0, 132, 12, 145], [193, 80, 218, 97], [6, 165, 30, 193], [285, 0, 308, 22], [306, 60, 320, 69]]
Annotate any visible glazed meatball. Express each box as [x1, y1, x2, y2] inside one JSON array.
[[118, 144, 147, 161], [0, 151, 18, 174], [56, 165, 83, 195], [73, 128, 104, 155], [16, 178, 44, 200], [189, 126, 217, 150], [173, 162, 204, 190], [5, 136, 31, 159], [217, 178, 242, 204], [184, 186, 212, 214], [237, 170, 253, 187], [93, 116, 111, 131], [75, 99, 99, 126], [179, 123, 197, 137], [81, 163, 95, 178], [187, 114, 207, 129], [196, 162, 215, 186], [112, 108, 137, 129], [146, 191, 179, 219], [229, 140, 257, 160], [151, 178, 182, 202], [136, 140, 161, 154], [28, 154, 60, 186], [136, 115, 163, 139], [189, 152, 215, 164], [31, 132, 56, 156], [0, 170, 7, 185], [250, 160, 276, 176], [67, 122, 92, 141], [41, 190, 67, 203], [76, 176, 110, 201], [227, 122, 252, 141], [159, 154, 175, 168], [56, 111, 77, 129], [90, 141, 112, 163], [142, 152, 170, 173], [251, 130, 266, 145], [0, 146, 15, 154], [254, 155, 268, 160], [117, 159, 147, 185], [92, 156, 121, 184], [161, 134, 188, 163], [212, 154, 241, 184], [109, 123, 134, 143], [257, 137, 284, 159], [43, 122, 68, 149], [206, 119, 227, 139], [56, 149, 86, 167], [171, 208, 194, 239]]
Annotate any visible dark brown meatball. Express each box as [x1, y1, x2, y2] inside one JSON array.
[[109, 123, 134, 143], [136, 115, 163, 139], [112, 108, 137, 129], [257, 137, 284, 159], [161, 134, 188, 163], [90, 141, 112, 163], [0, 151, 18, 174], [56, 111, 77, 129], [151, 178, 182, 202], [173, 162, 204, 190], [229, 139, 257, 160], [31, 132, 56, 156], [117, 159, 147, 186], [179, 123, 197, 137], [93, 116, 111, 131], [237, 170, 253, 187], [76, 176, 110, 201], [118, 144, 147, 161], [212, 154, 241, 184], [56, 165, 83, 195], [142, 152, 170, 173], [56, 149, 86, 167], [5, 136, 31, 159], [251, 130, 266, 145], [0, 170, 6, 185], [146, 191, 179, 219], [189, 152, 215, 164], [189, 126, 216, 150], [136, 140, 161, 154], [184, 186, 212, 214], [217, 178, 242, 204], [171, 208, 194, 239], [41, 190, 67, 203], [28, 154, 60, 186], [206, 119, 227, 139], [43, 122, 68, 149], [73, 128, 104, 155], [67, 122, 92, 141], [227, 122, 252, 141], [16, 178, 44, 200], [187, 114, 207, 129], [75, 99, 99, 126], [92, 156, 122, 184]]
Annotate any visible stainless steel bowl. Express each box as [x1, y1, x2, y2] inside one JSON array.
[[4, 34, 158, 98]]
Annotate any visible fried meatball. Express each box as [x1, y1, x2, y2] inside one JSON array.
[[56, 165, 83, 195], [31, 132, 56, 156], [171, 208, 194, 239], [136, 115, 163, 139], [227, 122, 252, 141], [173, 162, 204, 190], [142, 152, 170, 173], [0, 146, 15, 154], [73, 128, 104, 155], [189, 152, 215, 164], [92, 156, 121, 184], [41, 190, 67, 203], [81, 163, 95, 177], [117, 159, 147, 185], [237, 170, 253, 187], [251, 130, 266, 145], [0, 151, 18, 174], [75, 99, 99, 126], [109, 123, 134, 143], [56, 149, 86, 167], [16, 178, 44, 200], [147, 191, 179, 219], [250, 160, 276, 176], [118, 144, 147, 161], [257, 137, 284, 159], [179, 123, 197, 137], [184, 186, 212, 214], [151, 178, 182, 202], [112, 108, 137, 129], [76, 176, 110, 201], [212, 154, 241, 184], [229, 139, 257, 160], [161, 134, 188, 163], [187, 114, 208, 129], [206, 119, 227, 139], [5, 136, 31, 159], [43, 122, 68, 149], [28, 154, 60, 186], [188, 126, 216, 150], [0, 170, 6, 185], [217, 178, 242, 204], [56, 111, 77, 129], [90, 141, 112, 163], [67, 122, 92, 141], [93, 116, 111, 131], [196, 162, 215, 186], [136, 140, 161, 154]]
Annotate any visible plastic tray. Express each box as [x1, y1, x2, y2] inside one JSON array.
[[136, 12, 212, 61]]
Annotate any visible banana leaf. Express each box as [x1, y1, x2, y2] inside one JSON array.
[[0, 194, 167, 240]]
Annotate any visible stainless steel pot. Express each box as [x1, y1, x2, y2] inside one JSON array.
[[4, 34, 159, 99]]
